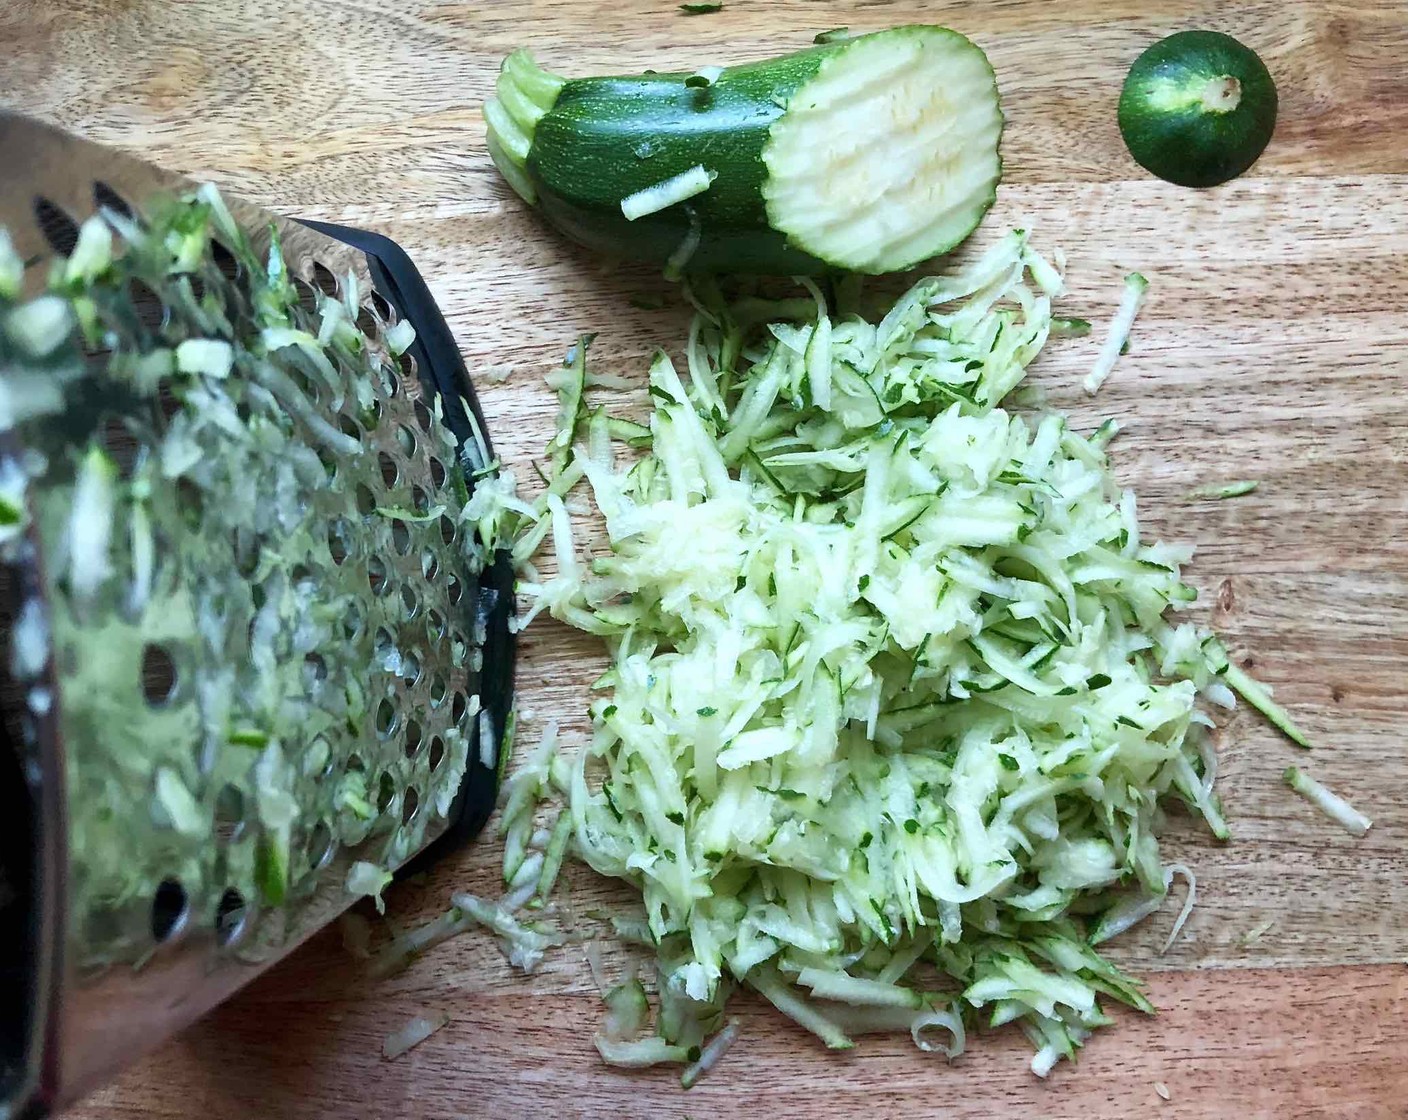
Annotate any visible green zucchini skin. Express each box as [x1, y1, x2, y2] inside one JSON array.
[[1118, 30, 1277, 189], [527, 51, 836, 275]]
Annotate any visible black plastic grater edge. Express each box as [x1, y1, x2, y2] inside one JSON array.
[[297, 219, 518, 875]]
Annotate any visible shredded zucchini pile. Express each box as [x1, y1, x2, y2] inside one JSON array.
[[477, 232, 1240, 1077]]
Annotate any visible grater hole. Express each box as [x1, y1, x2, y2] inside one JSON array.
[[156, 383, 183, 427], [399, 350, 418, 383], [303, 652, 328, 689], [141, 644, 178, 706], [338, 412, 361, 441], [413, 398, 433, 433], [451, 691, 468, 724], [327, 518, 351, 565], [311, 261, 339, 297], [128, 278, 168, 333], [346, 752, 366, 774], [307, 820, 335, 870], [401, 786, 420, 827], [447, 574, 464, 606], [429, 456, 447, 489], [214, 783, 246, 838], [33, 196, 80, 256], [293, 277, 319, 316], [376, 361, 399, 400], [241, 536, 265, 578], [400, 583, 420, 620], [410, 485, 430, 515], [367, 555, 388, 596], [82, 340, 116, 389], [356, 304, 377, 337], [373, 625, 394, 662], [378, 450, 399, 489], [375, 697, 397, 737], [438, 513, 456, 547], [215, 888, 247, 947], [404, 718, 423, 757], [341, 604, 363, 642], [428, 736, 445, 771], [355, 483, 376, 517], [400, 650, 421, 685], [315, 443, 339, 483], [429, 675, 447, 707], [175, 479, 205, 533], [211, 238, 240, 283], [96, 414, 141, 480], [396, 425, 416, 457], [376, 771, 396, 814], [426, 609, 446, 641], [450, 632, 468, 670], [371, 291, 392, 321], [390, 519, 411, 556], [301, 737, 325, 778], [284, 360, 320, 407], [151, 878, 188, 943], [92, 180, 135, 220], [422, 551, 440, 582]]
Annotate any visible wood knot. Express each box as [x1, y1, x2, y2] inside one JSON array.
[[1216, 578, 1236, 615]]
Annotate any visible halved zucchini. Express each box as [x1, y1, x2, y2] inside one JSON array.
[[484, 26, 1004, 275]]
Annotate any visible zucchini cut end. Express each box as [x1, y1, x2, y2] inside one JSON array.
[[485, 49, 568, 204], [761, 25, 1003, 274]]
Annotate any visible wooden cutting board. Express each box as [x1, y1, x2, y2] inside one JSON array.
[[4, 0, 1406, 1116]]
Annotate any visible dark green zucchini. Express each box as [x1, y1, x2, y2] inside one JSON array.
[[1118, 30, 1277, 188], [484, 26, 1004, 275]]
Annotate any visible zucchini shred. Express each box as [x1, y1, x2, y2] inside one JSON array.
[[466, 230, 1285, 1080]]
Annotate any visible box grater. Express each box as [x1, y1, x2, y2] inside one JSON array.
[[0, 113, 515, 1118]]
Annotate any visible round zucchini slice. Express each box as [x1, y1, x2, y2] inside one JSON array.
[[1118, 30, 1277, 188]]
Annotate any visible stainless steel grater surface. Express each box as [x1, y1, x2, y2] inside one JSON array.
[[0, 113, 514, 1118]]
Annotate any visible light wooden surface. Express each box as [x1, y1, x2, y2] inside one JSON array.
[[3, 0, 1406, 1116]]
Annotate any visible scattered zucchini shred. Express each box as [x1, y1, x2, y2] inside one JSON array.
[[1084, 272, 1148, 395], [457, 229, 1301, 1079], [1283, 766, 1371, 837], [382, 1010, 451, 1060], [621, 167, 718, 221], [1187, 479, 1258, 500]]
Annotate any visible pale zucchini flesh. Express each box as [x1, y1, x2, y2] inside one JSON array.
[[762, 27, 1004, 273]]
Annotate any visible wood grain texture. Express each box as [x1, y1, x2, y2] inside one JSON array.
[[1, 0, 1405, 1116], [71, 953, 1408, 1120]]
